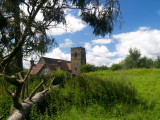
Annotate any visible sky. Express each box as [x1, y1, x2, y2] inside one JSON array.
[[23, 0, 160, 68]]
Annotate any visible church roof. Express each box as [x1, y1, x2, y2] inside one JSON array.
[[30, 64, 45, 75], [40, 57, 70, 64], [30, 57, 71, 76]]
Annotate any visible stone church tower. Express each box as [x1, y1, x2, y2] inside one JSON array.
[[71, 47, 86, 76]]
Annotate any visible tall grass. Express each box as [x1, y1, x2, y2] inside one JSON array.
[[2, 69, 160, 119], [29, 73, 140, 120]]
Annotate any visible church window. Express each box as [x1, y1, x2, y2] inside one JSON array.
[[74, 52, 77, 57], [44, 69, 48, 74]]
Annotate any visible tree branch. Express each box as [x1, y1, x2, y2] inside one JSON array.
[[29, 80, 44, 100]]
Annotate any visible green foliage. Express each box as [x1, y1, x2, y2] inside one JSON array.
[[110, 48, 158, 71], [0, 0, 121, 71], [80, 64, 96, 73], [155, 56, 160, 68], [138, 56, 155, 68], [124, 48, 141, 69], [110, 63, 122, 71], [29, 73, 139, 119], [0, 76, 12, 119], [81, 64, 108, 73], [4, 69, 160, 119], [50, 70, 69, 85], [96, 65, 109, 71]]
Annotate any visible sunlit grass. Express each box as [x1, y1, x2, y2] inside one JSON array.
[[1, 69, 160, 119]]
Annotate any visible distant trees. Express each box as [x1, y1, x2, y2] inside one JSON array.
[[82, 48, 160, 72], [110, 63, 122, 71], [123, 48, 141, 69], [110, 48, 158, 71], [80, 64, 108, 73]]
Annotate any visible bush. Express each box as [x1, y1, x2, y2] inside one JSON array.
[[110, 63, 122, 71], [80, 64, 96, 73], [47, 74, 139, 111], [50, 70, 69, 85]]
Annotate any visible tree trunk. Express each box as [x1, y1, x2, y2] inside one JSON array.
[[14, 1, 23, 71], [7, 84, 61, 120]]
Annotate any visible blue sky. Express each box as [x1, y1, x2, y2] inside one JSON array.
[[23, 0, 160, 68]]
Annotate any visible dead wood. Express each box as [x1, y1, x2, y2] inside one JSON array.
[[7, 84, 61, 120]]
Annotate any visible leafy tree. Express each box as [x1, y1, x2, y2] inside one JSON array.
[[97, 65, 108, 71], [155, 56, 160, 68], [110, 63, 122, 71], [0, 0, 121, 72], [0, 0, 121, 119], [80, 64, 96, 73], [120, 48, 156, 69], [123, 48, 141, 69], [139, 57, 155, 68]]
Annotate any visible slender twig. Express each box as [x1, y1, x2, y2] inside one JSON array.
[[18, 72, 23, 81], [4, 85, 13, 97], [49, 77, 55, 90], [0, 73, 3, 77], [22, 66, 32, 100], [29, 80, 44, 100], [42, 77, 55, 95]]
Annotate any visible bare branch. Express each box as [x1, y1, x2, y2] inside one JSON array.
[[0, 73, 3, 77], [49, 77, 55, 89], [29, 80, 44, 100], [18, 72, 23, 81], [4, 85, 13, 97], [5, 75, 23, 86], [21, 66, 33, 100]]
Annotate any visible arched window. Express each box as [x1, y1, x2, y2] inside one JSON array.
[[74, 52, 77, 57]]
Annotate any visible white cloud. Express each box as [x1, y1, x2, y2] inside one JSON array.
[[113, 27, 160, 59], [84, 27, 160, 66], [84, 42, 92, 50], [84, 43, 117, 66], [20, 4, 86, 36], [91, 38, 112, 44], [23, 26, 160, 69], [23, 55, 40, 69], [47, 14, 86, 36], [44, 48, 70, 61], [138, 27, 150, 31], [59, 39, 73, 48]]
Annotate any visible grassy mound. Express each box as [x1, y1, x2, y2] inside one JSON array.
[[30, 73, 140, 120], [2, 69, 160, 119]]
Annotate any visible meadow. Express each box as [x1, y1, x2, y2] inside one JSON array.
[[1, 69, 160, 119]]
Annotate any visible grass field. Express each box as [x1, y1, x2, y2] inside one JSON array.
[[53, 69, 160, 120], [1, 69, 160, 119]]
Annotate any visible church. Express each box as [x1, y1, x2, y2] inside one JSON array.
[[30, 47, 86, 76]]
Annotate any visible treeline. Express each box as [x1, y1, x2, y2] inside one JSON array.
[[81, 48, 160, 72], [80, 64, 109, 73], [110, 48, 160, 71]]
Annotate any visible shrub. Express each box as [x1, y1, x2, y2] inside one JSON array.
[[80, 64, 96, 73], [50, 70, 69, 85], [47, 74, 139, 112], [110, 63, 122, 71]]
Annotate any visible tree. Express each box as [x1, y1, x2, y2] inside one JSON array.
[[155, 56, 160, 68], [123, 48, 141, 69], [138, 56, 155, 68], [0, 0, 121, 72], [0, 0, 56, 71], [97, 65, 108, 71], [0, 0, 121, 119], [110, 63, 122, 71], [80, 64, 96, 73]]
